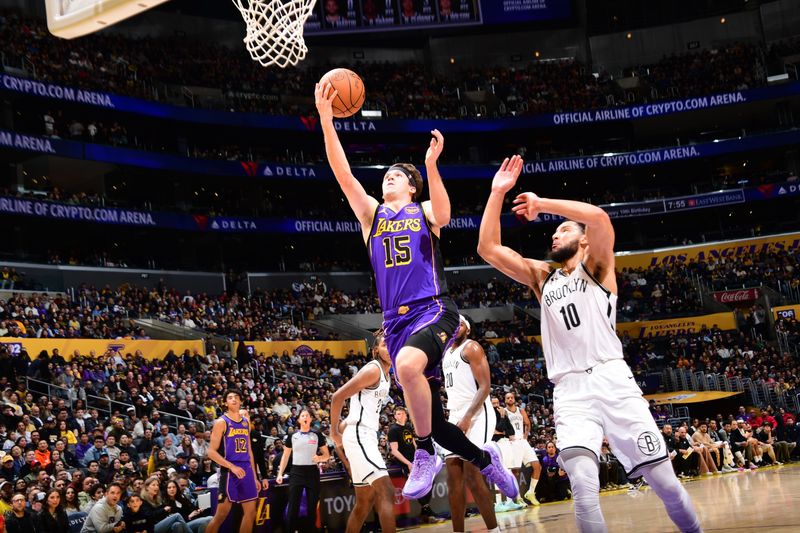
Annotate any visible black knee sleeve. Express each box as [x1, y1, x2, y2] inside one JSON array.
[[428, 381, 488, 468]]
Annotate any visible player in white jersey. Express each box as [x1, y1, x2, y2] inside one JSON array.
[[441, 315, 499, 533], [330, 332, 396, 533], [477, 155, 702, 533], [502, 392, 542, 507]]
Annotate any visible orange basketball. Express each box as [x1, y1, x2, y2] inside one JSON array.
[[320, 68, 366, 118]]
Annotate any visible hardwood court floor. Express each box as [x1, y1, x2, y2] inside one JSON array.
[[416, 464, 800, 532]]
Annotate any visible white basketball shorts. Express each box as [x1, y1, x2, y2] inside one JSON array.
[[342, 424, 389, 486], [497, 438, 515, 469], [509, 437, 539, 468], [552, 359, 669, 477], [441, 404, 496, 460]]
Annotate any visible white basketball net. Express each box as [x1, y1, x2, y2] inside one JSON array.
[[232, 0, 316, 68]]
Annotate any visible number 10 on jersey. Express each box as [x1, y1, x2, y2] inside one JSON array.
[[559, 303, 581, 330]]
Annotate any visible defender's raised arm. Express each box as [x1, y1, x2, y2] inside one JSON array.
[[477, 156, 551, 293]]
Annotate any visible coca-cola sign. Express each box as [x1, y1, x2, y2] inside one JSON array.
[[712, 288, 760, 304]]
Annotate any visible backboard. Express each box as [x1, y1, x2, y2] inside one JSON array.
[[45, 0, 170, 39]]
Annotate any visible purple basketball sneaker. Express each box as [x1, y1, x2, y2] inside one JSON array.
[[402, 449, 444, 500], [481, 441, 519, 498]]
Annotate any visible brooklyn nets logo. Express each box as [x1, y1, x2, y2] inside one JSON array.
[[637, 431, 662, 456]]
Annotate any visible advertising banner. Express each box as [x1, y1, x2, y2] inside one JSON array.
[[0, 128, 83, 158], [615, 312, 737, 339], [3, 181, 799, 235], [236, 340, 369, 359], [0, 338, 205, 360], [481, 0, 572, 24], [711, 288, 760, 304], [615, 232, 800, 270], [635, 372, 663, 395], [5, 121, 800, 181], [4, 73, 800, 132]]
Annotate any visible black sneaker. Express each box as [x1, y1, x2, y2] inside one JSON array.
[[420, 506, 446, 524], [628, 478, 645, 492]]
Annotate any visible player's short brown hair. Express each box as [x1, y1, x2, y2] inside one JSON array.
[[394, 163, 424, 201]]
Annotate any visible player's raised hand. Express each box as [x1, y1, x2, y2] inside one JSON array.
[[491, 155, 524, 194], [425, 129, 445, 166], [314, 82, 338, 123], [512, 192, 542, 222]]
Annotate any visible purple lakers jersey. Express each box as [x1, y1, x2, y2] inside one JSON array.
[[220, 414, 251, 464], [368, 202, 448, 310]]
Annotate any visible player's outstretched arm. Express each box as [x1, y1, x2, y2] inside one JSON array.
[[422, 129, 450, 228], [456, 341, 492, 433], [478, 156, 551, 292], [315, 82, 379, 231], [512, 194, 615, 282], [329, 364, 382, 447]]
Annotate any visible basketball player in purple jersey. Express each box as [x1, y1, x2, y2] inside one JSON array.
[[315, 82, 517, 501], [205, 390, 267, 533]]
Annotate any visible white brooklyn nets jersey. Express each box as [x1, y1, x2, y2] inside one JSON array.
[[442, 340, 491, 419], [506, 406, 524, 438], [344, 361, 390, 431], [539, 262, 623, 383]]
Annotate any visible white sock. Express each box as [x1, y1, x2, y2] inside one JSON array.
[[528, 474, 539, 492], [642, 460, 702, 533], [561, 453, 607, 533]]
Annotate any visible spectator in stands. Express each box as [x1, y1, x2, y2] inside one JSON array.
[[536, 442, 568, 503], [730, 420, 760, 469], [123, 493, 150, 533], [668, 425, 697, 477], [691, 422, 733, 472], [164, 479, 209, 532], [35, 488, 68, 532], [80, 482, 124, 533], [63, 486, 80, 514], [755, 423, 785, 464], [140, 475, 190, 533], [4, 492, 35, 533], [598, 439, 627, 489]]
